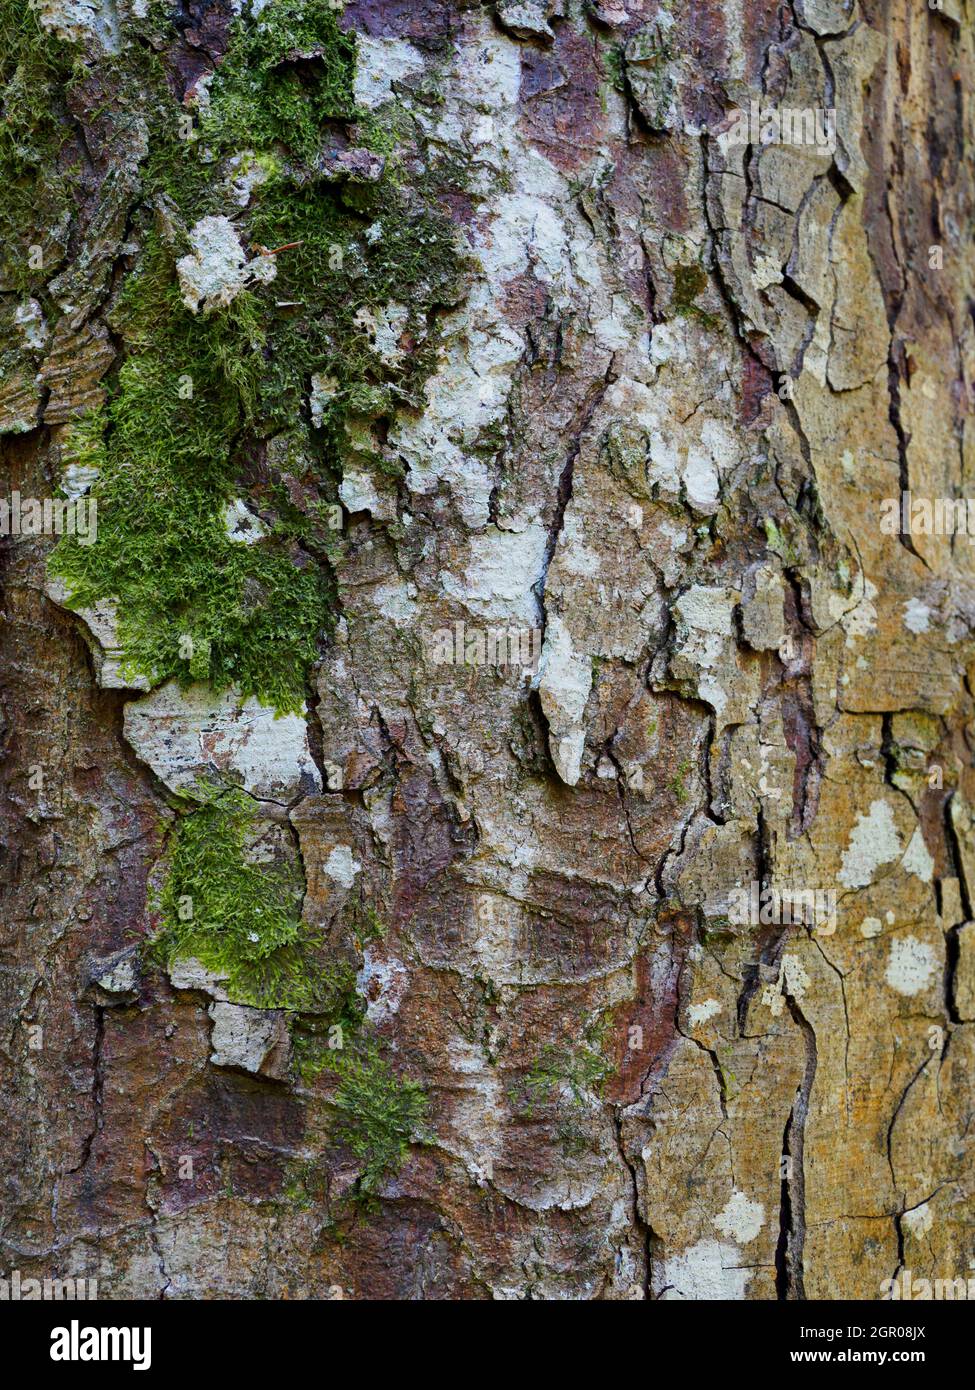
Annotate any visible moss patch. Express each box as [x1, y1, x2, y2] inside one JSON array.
[[671, 261, 718, 328], [48, 0, 462, 710], [669, 756, 692, 804], [151, 781, 427, 1200], [331, 1036, 429, 1196], [151, 782, 359, 1014], [200, 0, 356, 164], [296, 1029, 429, 1201], [50, 240, 332, 710], [0, 0, 80, 293], [508, 1035, 610, 1158], [510, 1038, 608, 1116]]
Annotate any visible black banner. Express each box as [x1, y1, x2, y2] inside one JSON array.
[[4, 1298, 967, 1375]]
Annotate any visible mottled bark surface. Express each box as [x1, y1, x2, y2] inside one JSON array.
[[1, 0, 974, 1301]]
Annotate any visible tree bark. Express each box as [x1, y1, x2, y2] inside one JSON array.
[[1, 0, 974, 1300]]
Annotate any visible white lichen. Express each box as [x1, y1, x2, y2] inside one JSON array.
[[14, 299, 48, 352], [440, 524, 548, 624], [324, 845, 361, 889], [123, 681, 320, 801], [688, 998, 722, 1027], [885, 935, 937, 997], [34, 0, 120, 51], [353, 35, 426, 110], [838, 799, 902, 889], [762, 954, 810, 1015], [222, 498, 268, 545], [656, 1238, 751, 1300], [536, 614, 593, 787], [901, 826, 934, 883], [901, 1201, 934, 1239], [903, 598, 931, 634], [176, 216, 277, 315], [713, 1190, 765, 1244]]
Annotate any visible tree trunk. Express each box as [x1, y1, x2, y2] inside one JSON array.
[[1, 0, 973, 1301]]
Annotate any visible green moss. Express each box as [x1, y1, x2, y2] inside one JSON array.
[[351, 901, 388, 948], [47, 0, 462, 711], [510, 1038, 609, 1119], [150, 782, 360, 1014], [281, 1157, 327, 1210], [296, 1029, 429, 1201], [602, 44, 626, 95], [49, 238, 331, 711], [671, 261, 718, 328], [21, 1, 450, 1206], [246, 183, 459, 429], [669, 757, 692, 804], [509, 1036, 609, 1158], [717, 1047, 738, 1102], [763, 516, 800, 566], [0, 0, 80, 292], [200, 0, 356, 165], [331, 1036, 429, 1196]]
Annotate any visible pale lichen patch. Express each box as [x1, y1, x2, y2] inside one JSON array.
[[222, 498, 268, 545], [34, 0, 121, 51], [901, 826, 934, 884], [885, 935, 937, 997], [123, 680, 320, 801], [655, 1238, 751, 1300], [208, 1001, 290, 1080], [323, 845, 361, 889], [713, 1190, 765, 1244], [353, 35, 425, 110], [838, 799, 902, 889], [903, 598, 931, 634], [901, 1201, 934, 1239], [688, 998, 722, 1027], [762, 955, 810, 1015], [440, 525, 548, 624], [536, 614, 592, 787], [176, 215, 277, 316]]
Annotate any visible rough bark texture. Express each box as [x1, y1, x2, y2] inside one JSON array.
[[1, 0, 974, 1301]]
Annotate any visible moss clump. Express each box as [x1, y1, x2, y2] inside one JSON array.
[[49, 237, 332, 712], [245, 184, 459, 440], [331, 1036, 429, 1196], [297, 1029, 429, 1201], [763, 515, 800, 566], [602, 44, 626, 95], [200, 0, 356, 164], [151, 782, 358, 1013], [672, 261, 706, 308], [350, 901, 387, 949], [669, 757, 692, 804], [671, 261, 718, 328], [0, 0, 79, 292], [509, 1038, 609, 1119], [508, 1037, 609, 1158], [48, 0, 462, 710], [281, 1157, 327, 1210], [702, 917, 733, 944]]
